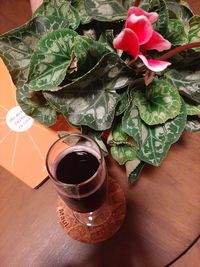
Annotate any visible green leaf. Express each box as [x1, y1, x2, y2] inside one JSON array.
[[165, 18, 188, 45], [115, 91, 130, 116], [33, 0, 70, 17], [165, 69, 200, 104], [108, 120, 137, 165], [134, 78, 181, 125], [33, 0, 80, 30], [149, 0, 169, 33], [122, 98, 187, 166], [185, 116, 200, 132], [16, 85, 57, 126], [0, 16, 69, 87], [44, 89, 120, 131], [5, 18, 67, 125], [99, 30, 116, 53], [81, 127, 108, 156], [60, 53, 133, 92], [158, 0, 189, 45], [70, 35, 109, 79], [43, 56, 122, 132], [107, 120, 137, 146], [84, 0, 134, 21], [165, 0, 193, 21], [178, 3, 193, 23], [111, 145, 137, 165], [28, 29, 78, 90], [28, 104, 57, 126], [110, 120, 128, 143], [188, 16, 200, 52], [165, 2, 193, 39], [72, 0, 93, 25], [126, 160, 145, 185], [184, 99, 200, 115]]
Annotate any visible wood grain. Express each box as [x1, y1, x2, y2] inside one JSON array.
[[187, 0, 200, 14], [57, 177, 126, 244], [107, 131, 200, 267], [0, 0, 31, 34], [171, 239, 200, 267], [0, 1, 200, 267], [0, 132, 199, 266]]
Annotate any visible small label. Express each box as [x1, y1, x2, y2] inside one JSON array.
[[58, 208, 69, 228], [6, 106, 33, 132]]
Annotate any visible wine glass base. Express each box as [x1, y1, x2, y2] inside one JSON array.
[[56, 176, 126, 243], [73, 200, 112, 227]]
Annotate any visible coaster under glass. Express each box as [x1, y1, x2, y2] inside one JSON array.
[[57, 176, 126, 243]]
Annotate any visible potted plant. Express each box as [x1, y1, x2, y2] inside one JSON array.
[[0, 0, 200, 183]]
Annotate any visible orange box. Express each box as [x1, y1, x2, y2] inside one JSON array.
[[0, 58, 76, 188]]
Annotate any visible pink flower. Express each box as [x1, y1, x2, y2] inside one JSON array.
[[127, 7, 158, 24], [113, 7, 171, 72]]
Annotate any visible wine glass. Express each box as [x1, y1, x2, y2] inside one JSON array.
[[46, 132, 111, 226]]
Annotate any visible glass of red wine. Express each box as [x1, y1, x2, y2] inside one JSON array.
[[46, 132, 111, 226]]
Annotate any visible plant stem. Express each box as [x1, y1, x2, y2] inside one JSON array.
[[133, 42, 200, 73], [129, 77, 145, 88], [157, 42, 200, 61], [128, 58, 137, 66], [134, 0, 141, 7]]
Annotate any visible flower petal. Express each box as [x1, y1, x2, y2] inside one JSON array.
[[143, 31, 171, 52], [113, 29, 139, 58], [126, 14, 153, 45], [127, 6, 158, 24], [139, 54, 171, 72]]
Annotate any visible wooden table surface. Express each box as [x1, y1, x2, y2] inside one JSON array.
[[0, 1, 200, 266]]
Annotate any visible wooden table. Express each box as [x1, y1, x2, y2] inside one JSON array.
[[0, 1, 200, 266]]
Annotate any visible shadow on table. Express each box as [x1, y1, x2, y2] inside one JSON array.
[[58, 196, 157, 267]]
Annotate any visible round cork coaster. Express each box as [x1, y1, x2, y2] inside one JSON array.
[[56, 176, 126, 243]]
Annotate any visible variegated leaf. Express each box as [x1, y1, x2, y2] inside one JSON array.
[[122, 98, 187, 166], [0, 16, 69, 87], [115, 91, 130, 116], [125, 158, 141, 178], [70, 35, 109, 79], [165, 69, 200, 104], [33, 0, 80, 30], [81, 127, 108, 156], [185, 116, 200, 132], [110, 121, 128, 142], [108, 120, 137, 165], [84, 0, 134, 21], [188, 16, 200, 52], [184, 99, 200, 115], [72, 0, 93, 25], [111, 145, 137, 165], [126, 160, 145, 185], [149, 0, 168, 33], [107, 120, 137, 147], [60, 53, 133, 92], [16, 85, 57, 126], [165, 18, 188, 45], [165, 0, 193, 22], [134, 78, 181, 125], [28, 29, 78, 90], [43, 80, 120, 130], [99, 30, 116, 53]]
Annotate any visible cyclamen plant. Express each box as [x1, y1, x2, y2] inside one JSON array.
[[113, 6, 172, 72], [0, 0, 200, 184]]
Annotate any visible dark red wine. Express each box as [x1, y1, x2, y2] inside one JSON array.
[[56, 150, 99, 184], [55, 148, 107, 213]]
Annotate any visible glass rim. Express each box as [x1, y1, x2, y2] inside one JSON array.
[[46, 132, 104, 187]]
